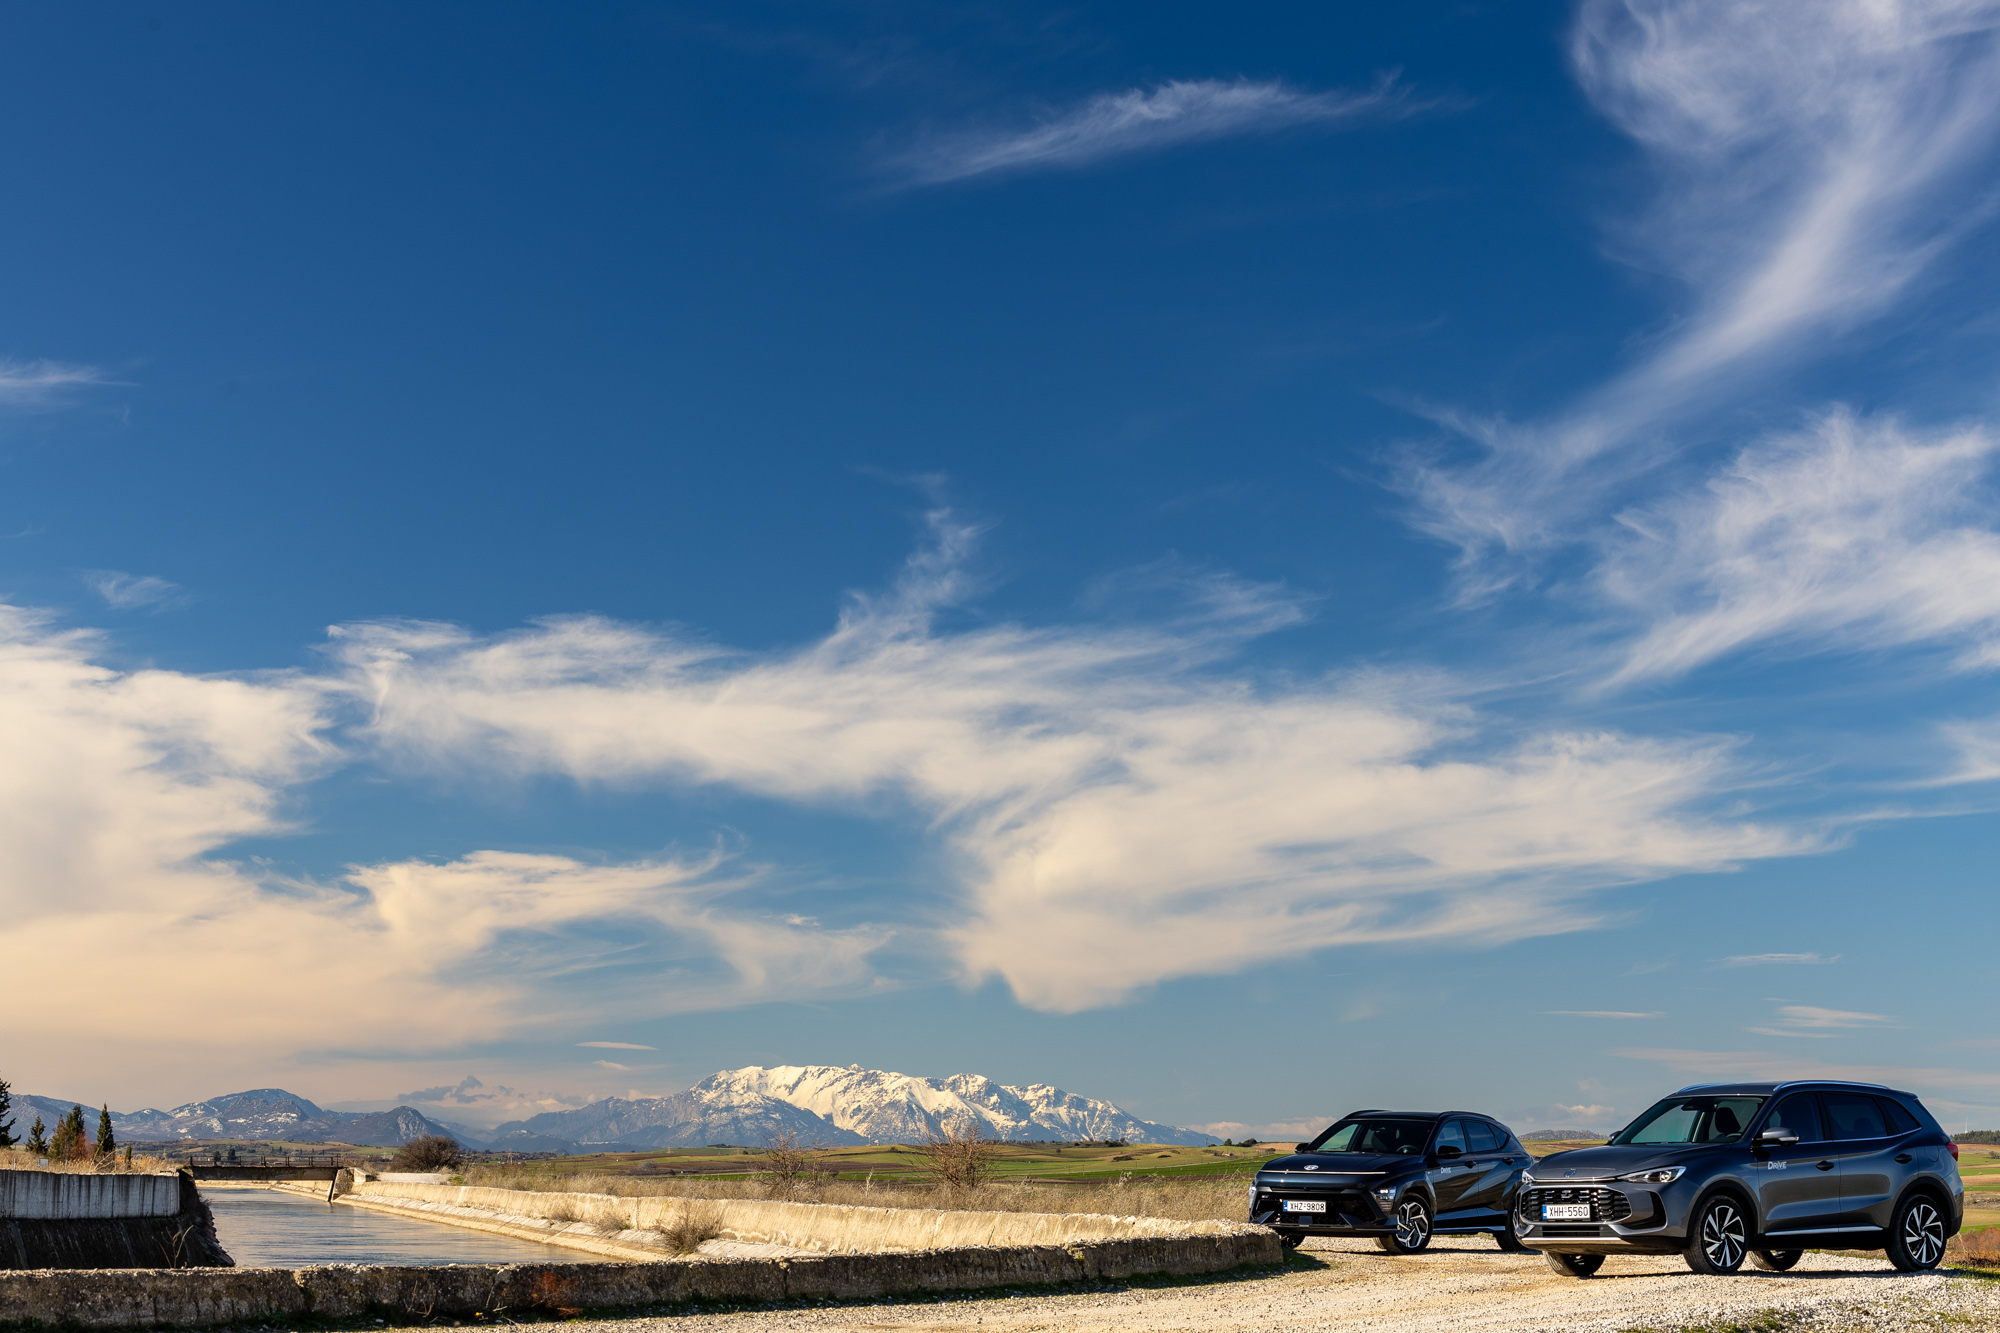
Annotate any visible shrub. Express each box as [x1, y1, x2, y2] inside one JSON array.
[[761, 1132, 827, 1199], [918, 1118, 995, 1195], [389, 1135, 463, 1171], [661, 1200, 724, 1255]]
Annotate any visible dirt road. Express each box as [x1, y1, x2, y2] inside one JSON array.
[[530, 1238, 2000, 1333]]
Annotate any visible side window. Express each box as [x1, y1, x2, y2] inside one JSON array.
[[1465, 1121, 1501, 1153], [1765, 1094, 1824, 1143], [1433, 1120, 1467, 1154], [1876, 1098, 1918, 1135], [1823, 1093, 1888, 1141]]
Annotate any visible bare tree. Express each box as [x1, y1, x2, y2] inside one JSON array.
[[918, 1117, 995, 1197], [761, 1131, 827, 1199], [389, 1135, 462, 1171]]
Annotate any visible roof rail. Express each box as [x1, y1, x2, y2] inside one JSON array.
[[1772, 1079, 1893, 1093], [1673, 1083, 1727, 1094]]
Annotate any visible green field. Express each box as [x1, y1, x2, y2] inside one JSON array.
[[493, 1140, 1288, 1185]]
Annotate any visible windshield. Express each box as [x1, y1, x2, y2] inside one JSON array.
[[1612, 1096, 1765, 1145], [1309, 1119, 1431, 1155]]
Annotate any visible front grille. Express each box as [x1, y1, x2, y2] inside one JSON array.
[[1260, 1189, 1373, 1221], [1520, 1186, 1631, 1223]]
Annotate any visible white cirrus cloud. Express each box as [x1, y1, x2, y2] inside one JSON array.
[[1720, 951, 1841, 966], [0, 357, 107, 406], [1410, 0, 2000, 583], [329, 514, 1809, 1012], [1746, 1004, 1896, 1039], [887, 76, 1419, 186], [81, 570, 187, 612], [0, 602, 885, 1100], [577, 1042, 657, 1051], [1596, 411, 2000, 683]]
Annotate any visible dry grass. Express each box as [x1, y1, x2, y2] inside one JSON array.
[[460, 1162, 1251, 1223], [1950, 1226, 2000, 1267], [660, 1199, 725, 1254], [0, 1148, 181, 1175]]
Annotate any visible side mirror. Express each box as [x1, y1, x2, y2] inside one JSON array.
[[1295, 1143, 1312, 1154], [1757, 1129, 1799, 1147], [1434, 1144, 1463, 1160]]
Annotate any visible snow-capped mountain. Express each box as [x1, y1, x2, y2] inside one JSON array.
[[487, 1064, 1204, 1150], [6, 1088, 463, 1147]]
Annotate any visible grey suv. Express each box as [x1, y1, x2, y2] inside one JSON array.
[[1518, 1081, 1962, 1277]]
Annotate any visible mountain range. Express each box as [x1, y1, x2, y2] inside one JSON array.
[[4, 1089, 462, 1148], [486, 1064, 1206, 1151], [5, 1065, 1204, 1152]]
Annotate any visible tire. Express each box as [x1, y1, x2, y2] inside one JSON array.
[[1494, 1221, 1530, 1252], [1278, 1232, 1305, 1250], [1543, 1251, 1606, 1278], [1374, 1196, 1433, 1254], [1885, 1194, 1948, 1272], [1683, 1194, 1749, 1275], [1747, 1249, 1803, 1272]]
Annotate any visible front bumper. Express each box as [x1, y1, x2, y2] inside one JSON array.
[[1250, 1180, 1396, 1233], [1513, 1184, 1685, 1254]]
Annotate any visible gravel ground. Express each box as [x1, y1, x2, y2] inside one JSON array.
[[465, 1238, 2000, 1333]]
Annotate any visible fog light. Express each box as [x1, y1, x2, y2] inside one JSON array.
[[1373, 1186, 1396, 1201]]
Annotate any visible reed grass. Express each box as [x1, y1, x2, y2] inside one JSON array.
[[458, 1163, 1251, 1223]]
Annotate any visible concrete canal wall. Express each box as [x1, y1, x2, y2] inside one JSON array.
[[0, 1173, 181, 1221], [0, 1173, 231, 1271], [0, 1230, 1280, 1327], [336, 1179, 1256, 1255]]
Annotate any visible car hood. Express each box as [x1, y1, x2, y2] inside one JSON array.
[[1527, 1144, 1714, 1181], [1257, 1152, 1410, 1177]]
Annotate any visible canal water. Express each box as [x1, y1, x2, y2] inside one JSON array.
[[205, 1187, 581, 1267]]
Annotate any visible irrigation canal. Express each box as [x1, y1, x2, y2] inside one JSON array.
[[204, 1187, 581, 1267]]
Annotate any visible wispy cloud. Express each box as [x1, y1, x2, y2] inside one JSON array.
[[80, 571, 186, 612], [577, 1041, 657, 1050], [1408, 0, 2000, 587], [887, 76, 1419, 186], [0, 358, 107, 407], [1617, 1046, 2000, 1092], [1745, 1003, 1895, 1038], [1597, 411, 2000, 683], [1721, 951, 1840, 966], [330, 513, 1807, 1012]]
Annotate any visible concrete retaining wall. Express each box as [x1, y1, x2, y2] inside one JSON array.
[[0, 1230, 1279, 1327], [345, 1182, 1254, 1253], [0, 1174, 181, 1221], [0, 1176, 232, 1271]]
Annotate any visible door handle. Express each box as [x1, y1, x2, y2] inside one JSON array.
[[1816, 1161, 1835, 1171], [1895, 1154, 1913, 1164]]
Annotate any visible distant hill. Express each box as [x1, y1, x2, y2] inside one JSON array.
[[488, 1064, 1205, 1152], [6, 1088, 466, 1148]]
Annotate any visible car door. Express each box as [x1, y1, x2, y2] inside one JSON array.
[[1451, 1119, 1514, 1223], [1751, 1093, 1844, 1234], [1821, 1092, 1898, 1227], [1427, 1119, 1479, 1219]]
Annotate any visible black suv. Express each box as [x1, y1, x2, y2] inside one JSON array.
[[1519, 1081, 1963, 1277], [1251, 1110, 1530, 1252]]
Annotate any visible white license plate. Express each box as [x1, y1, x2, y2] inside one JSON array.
[[1283, 1200, 1327, 1213], [1542, 1204, 1590, 1220]]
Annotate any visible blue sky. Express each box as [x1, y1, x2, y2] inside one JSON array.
[[4, 0, 1999, 1139]]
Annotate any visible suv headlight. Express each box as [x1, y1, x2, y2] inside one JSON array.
[[1617, 1167, 1684, 1185], [1520, 1170, 1537, 1185]]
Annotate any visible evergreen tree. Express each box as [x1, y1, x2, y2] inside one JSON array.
[[96, 1105, 116, 1159], [0, 1077, 15, 1149], [51, 1105, 86, 1162], [26, 1116, 47, 1154]]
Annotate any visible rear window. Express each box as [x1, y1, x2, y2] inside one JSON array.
[[1824, 1093, 1888, 1140], [1465, 1121, 1501, 1153], [1876, 1097, 1918, 1135]]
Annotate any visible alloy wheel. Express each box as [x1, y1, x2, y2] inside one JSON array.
[[1396, 1199, 1431, 1249], [1902, 1200, 1945, 1268], [1700, 1200, 1746, 1272]]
